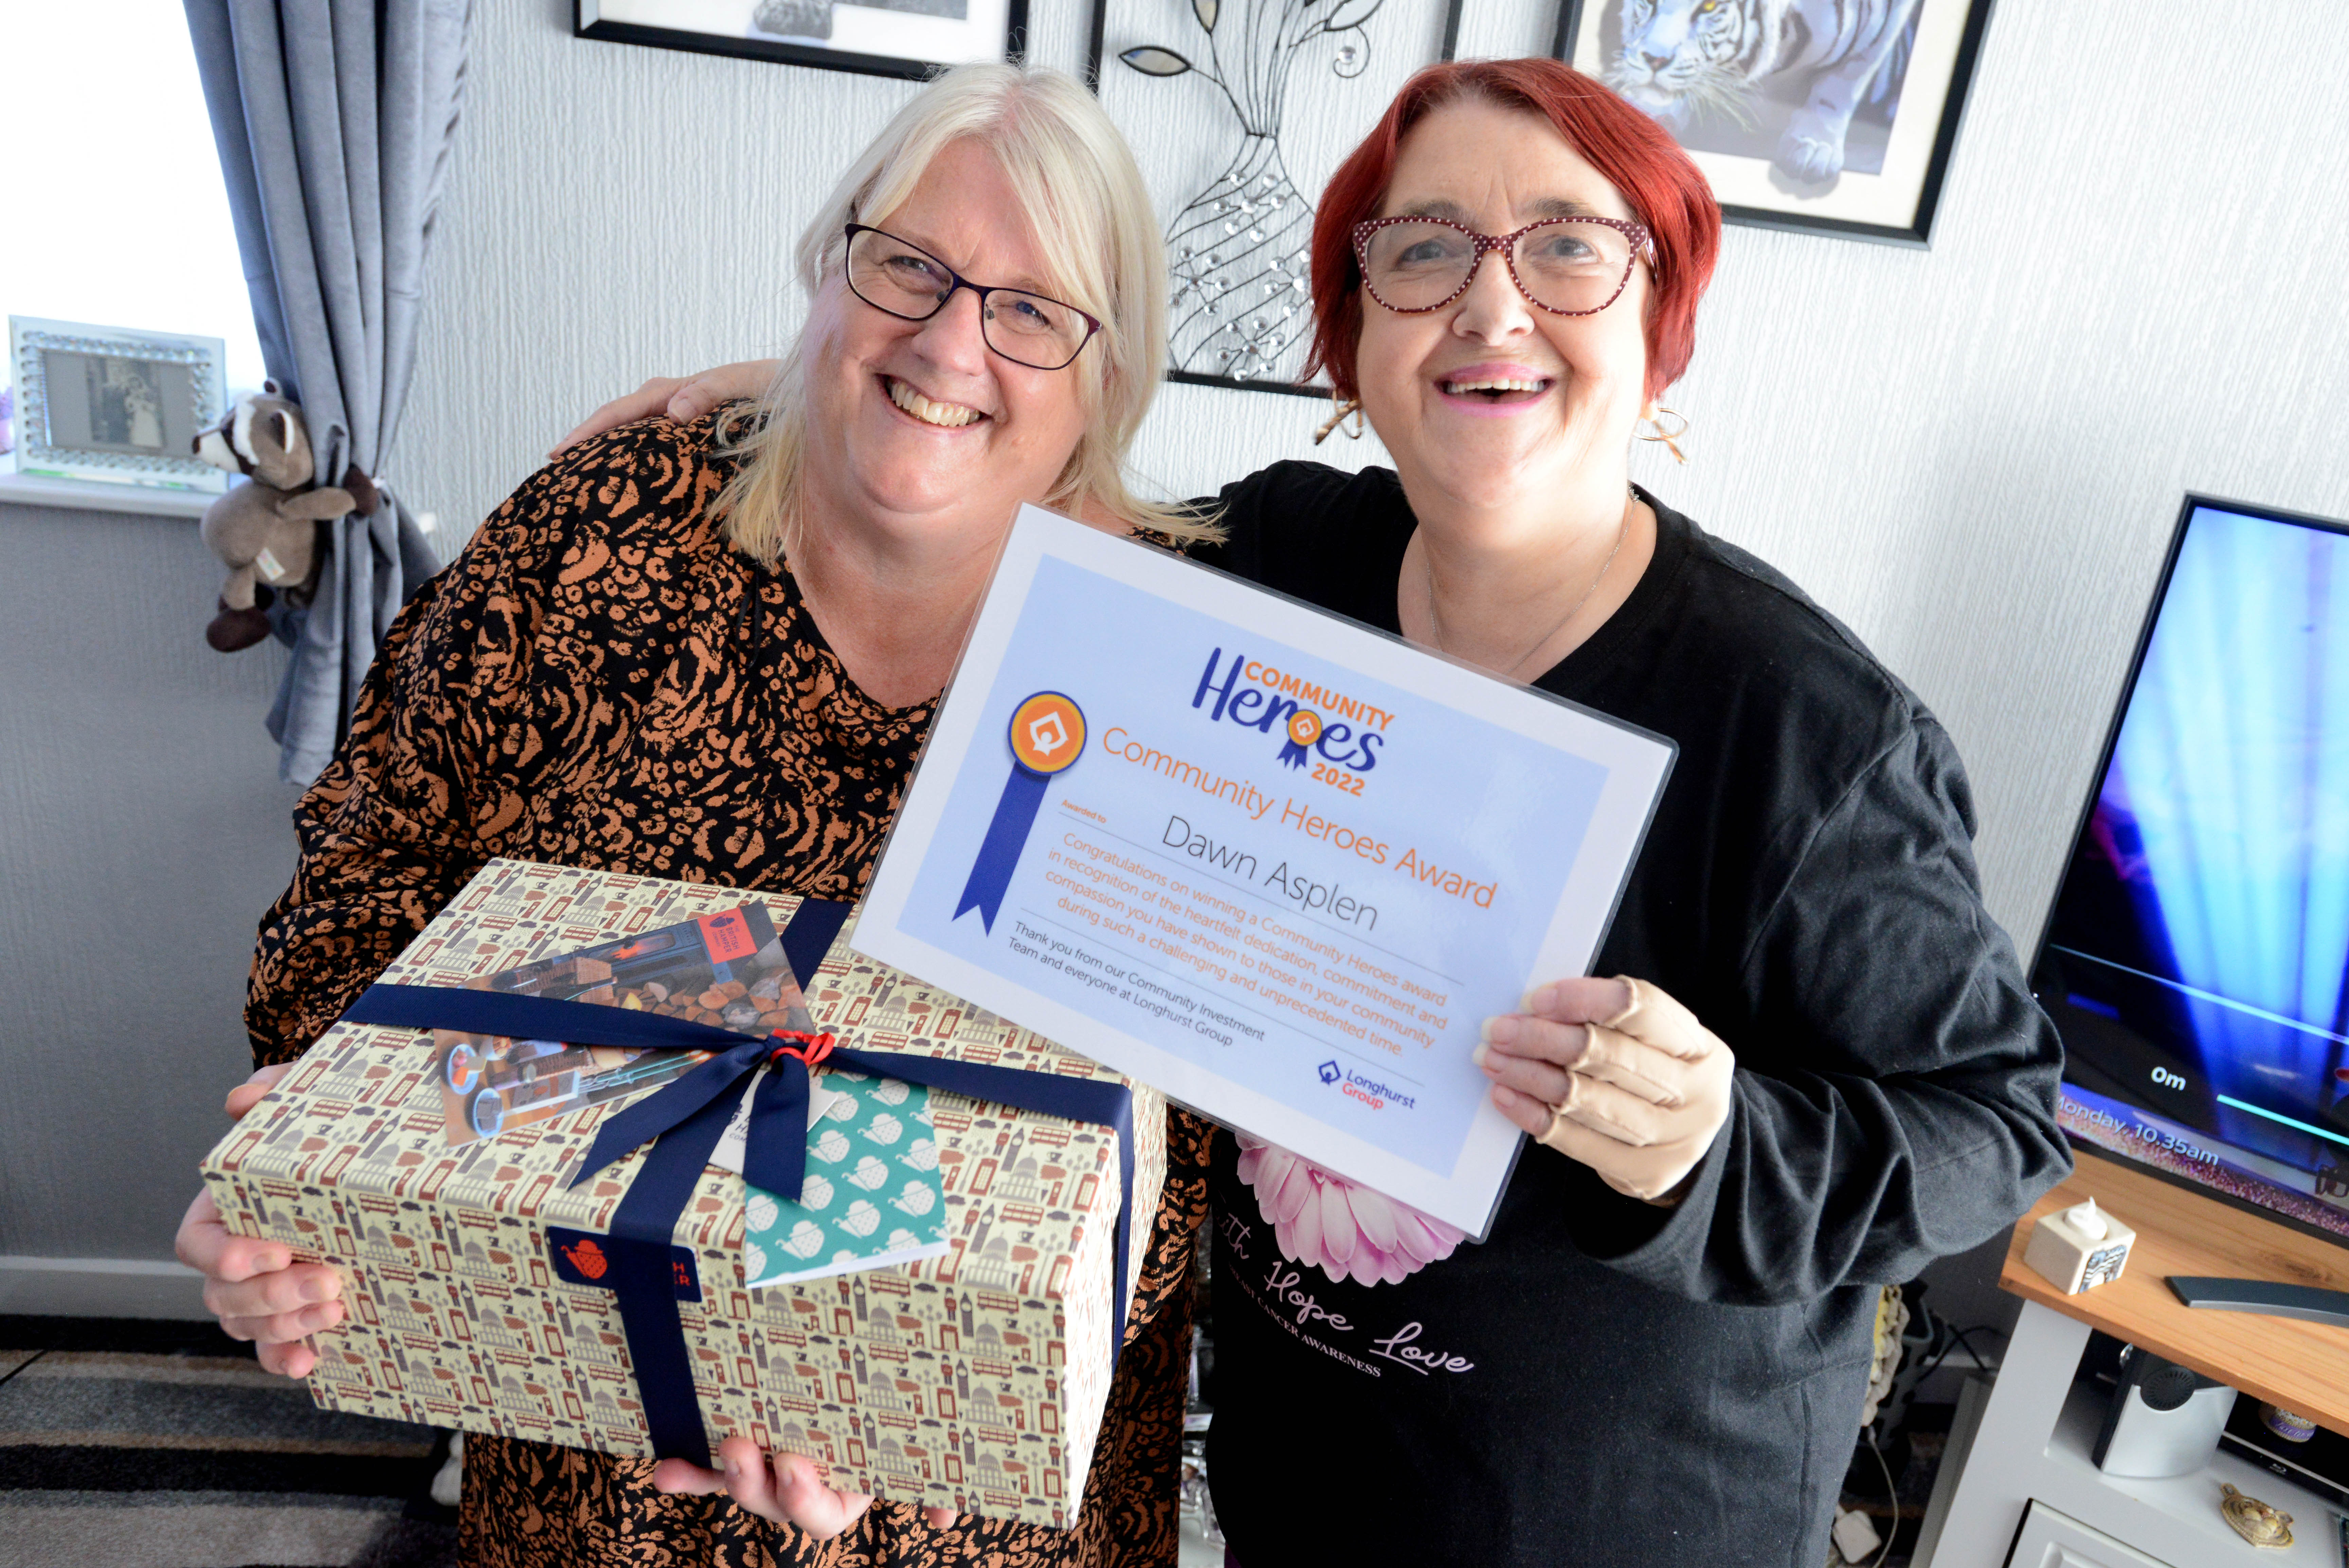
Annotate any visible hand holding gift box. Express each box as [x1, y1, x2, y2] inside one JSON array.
[[198, 859, 1165, 1530], [179, 1050, 952, 1533], [177, 1062, 342, 1378]]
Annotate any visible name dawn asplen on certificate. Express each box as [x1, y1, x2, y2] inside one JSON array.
[[1043, 812, 1453, 1071]]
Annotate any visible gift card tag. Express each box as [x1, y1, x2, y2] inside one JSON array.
[[739, 1071, 950, 1289]]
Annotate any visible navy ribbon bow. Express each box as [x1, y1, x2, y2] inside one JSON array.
[[341, 898, 1137, 1468]]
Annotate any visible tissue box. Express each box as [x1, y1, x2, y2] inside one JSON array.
[[200, 859, 1163, 1527], [2023, 1199, 2136, 1294]]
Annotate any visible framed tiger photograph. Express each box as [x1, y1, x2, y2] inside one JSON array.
[[1555, 0, 1996, 246]]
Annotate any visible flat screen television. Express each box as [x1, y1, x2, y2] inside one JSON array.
[[2031, 494, 2349, 1242]]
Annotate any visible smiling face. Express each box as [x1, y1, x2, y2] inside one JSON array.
[[797, 137, 1094, 548], [1353, 96, 1654, 535]]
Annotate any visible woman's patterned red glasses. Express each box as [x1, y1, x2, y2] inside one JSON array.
[[1351, 215, 1653, 317]]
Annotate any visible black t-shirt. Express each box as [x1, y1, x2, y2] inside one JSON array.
[[1184, 462, 2070, 1568]]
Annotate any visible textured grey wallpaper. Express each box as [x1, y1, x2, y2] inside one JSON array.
[[0, 500, 303, 1296], [398, 2, 2349, 959]]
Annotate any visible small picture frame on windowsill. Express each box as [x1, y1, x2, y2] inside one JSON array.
[[8, 317, 229, 492]]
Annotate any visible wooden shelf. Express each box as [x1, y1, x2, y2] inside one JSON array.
[[2001, 1148, 2349, 1432]]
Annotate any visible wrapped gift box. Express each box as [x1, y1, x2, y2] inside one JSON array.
[[201, 859, 1165, 1527]]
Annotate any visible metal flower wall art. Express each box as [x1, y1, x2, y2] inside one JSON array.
[[1117, 0, 1389, 390]]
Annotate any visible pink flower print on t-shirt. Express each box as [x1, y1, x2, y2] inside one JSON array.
[[1234, 1132, 1466, 1286]]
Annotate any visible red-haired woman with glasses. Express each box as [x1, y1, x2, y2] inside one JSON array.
[[564, 57, 2066, 1567]]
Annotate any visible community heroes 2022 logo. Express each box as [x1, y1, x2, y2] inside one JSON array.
[[1191, 649, 1388, 772]]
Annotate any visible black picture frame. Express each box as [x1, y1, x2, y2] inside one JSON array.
[[577, 0, 1030, 84], [1088, 0, 1465, 398], [1553, 0, 1995, 247]]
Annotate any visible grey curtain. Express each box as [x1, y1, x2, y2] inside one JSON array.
[[185, 0, 473, 785]]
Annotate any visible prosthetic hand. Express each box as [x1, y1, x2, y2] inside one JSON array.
[[1476, 976, 1734, 1205]]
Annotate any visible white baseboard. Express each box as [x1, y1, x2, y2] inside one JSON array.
[[0, 1255, 210, 1320]]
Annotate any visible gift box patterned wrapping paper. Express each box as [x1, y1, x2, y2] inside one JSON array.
[[201, 859, 1166, 1527]]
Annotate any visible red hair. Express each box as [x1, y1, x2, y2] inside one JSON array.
[[1305, 58, 1721, 405]]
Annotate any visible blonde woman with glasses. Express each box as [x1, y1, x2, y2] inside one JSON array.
[[176, 65, 1217, 1568]]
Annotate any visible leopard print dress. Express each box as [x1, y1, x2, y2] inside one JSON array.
[[245, 413, 1212, 1568]]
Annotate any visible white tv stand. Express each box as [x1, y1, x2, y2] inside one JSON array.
[[1915, 1151, 2349, 1567]]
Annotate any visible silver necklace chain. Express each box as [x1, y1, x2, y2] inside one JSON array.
[[1424, 487, 1634, 681]]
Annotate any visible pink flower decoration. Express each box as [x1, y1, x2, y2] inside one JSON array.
[[1233, 1133, 1466, 1286]]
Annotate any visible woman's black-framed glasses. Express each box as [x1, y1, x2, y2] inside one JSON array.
[[1350, 215, 1654, 318], [843, 224, 1101, 371]]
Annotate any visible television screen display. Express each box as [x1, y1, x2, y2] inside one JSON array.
[[2032, 497, 2349, 1240]]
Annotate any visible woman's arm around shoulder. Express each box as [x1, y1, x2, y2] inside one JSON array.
[[550, 364, 779, 457]]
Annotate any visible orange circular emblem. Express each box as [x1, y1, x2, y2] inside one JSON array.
[[1010, 692, 1086, 775], [1287, 709, 1323, 747]]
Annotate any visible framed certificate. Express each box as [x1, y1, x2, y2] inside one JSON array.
[[855, 506, 1674, 1236]]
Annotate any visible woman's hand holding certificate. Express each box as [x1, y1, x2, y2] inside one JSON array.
[[1475, 976, 1736, 1206]]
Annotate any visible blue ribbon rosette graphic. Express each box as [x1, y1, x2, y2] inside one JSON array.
[[1278, 707, 1321, 769], [954, 690, 1086, 932]]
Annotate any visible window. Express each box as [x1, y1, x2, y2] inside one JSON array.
[[1, 0, 267, 395]]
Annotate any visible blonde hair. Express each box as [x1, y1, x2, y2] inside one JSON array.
[[716, 64, 1214, 558]]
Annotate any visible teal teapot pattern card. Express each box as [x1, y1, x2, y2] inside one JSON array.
[[739, 1070, 950, 1289]]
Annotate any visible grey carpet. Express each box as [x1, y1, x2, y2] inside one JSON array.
[[0, 1317, 455, 1568]]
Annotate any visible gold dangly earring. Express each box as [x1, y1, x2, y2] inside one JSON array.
[[1637, 406, 1690, 464], [1314, 390, 1366, 446]]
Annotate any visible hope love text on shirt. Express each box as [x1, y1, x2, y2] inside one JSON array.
[[1215, 1207, 1477, 1381]]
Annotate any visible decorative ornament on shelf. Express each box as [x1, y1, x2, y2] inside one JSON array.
[[1104, 0, 1461, 395], [2218, 1483, 2293, 1549], [7, 316, 228, 492]]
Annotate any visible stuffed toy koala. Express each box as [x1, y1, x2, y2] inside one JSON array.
[[191, 382, 378, 651]]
